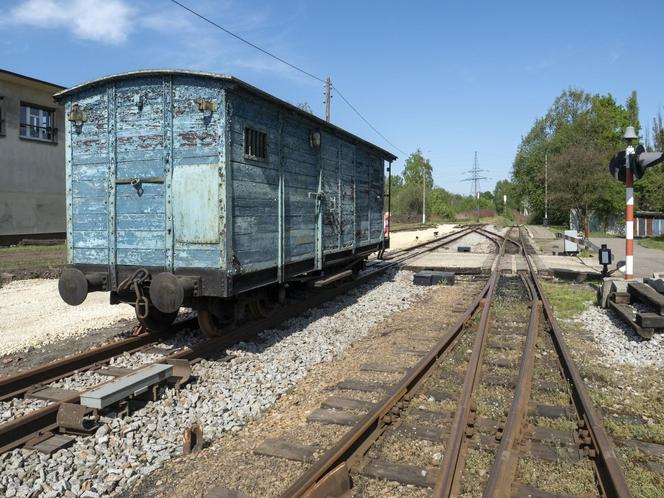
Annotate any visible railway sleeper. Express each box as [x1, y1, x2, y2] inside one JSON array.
[[18, 360, 192, 455]]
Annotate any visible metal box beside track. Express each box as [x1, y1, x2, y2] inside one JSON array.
[[54, 70, 396, 335]]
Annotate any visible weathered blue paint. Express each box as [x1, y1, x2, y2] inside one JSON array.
[[56, 70, 395, 292]]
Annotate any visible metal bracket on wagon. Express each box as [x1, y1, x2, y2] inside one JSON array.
[[118, 268, 151, 319]]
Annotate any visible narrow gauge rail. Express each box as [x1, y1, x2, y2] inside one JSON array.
[[0, 224, 484, 456], [277, 227, 632, 498]]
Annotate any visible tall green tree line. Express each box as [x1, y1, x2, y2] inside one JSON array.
[[385, 149, 495, 220], [511, 89, 640, 230]]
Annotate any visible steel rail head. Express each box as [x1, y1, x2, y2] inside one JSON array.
[[0, 225, 480, 457], [279, 266, 496, 497], [517, 227, 633, 498], [432, 229, 512, 498], [483, 275, 540, 497], [0, 318, 198, 402]]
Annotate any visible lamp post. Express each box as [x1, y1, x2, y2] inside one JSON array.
[[623, 126, 638, 280]]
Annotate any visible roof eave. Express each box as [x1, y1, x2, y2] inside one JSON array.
[[53, 69, 397, 161]]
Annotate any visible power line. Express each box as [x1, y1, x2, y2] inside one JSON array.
[[332, 86, 407, 155], [169, 0, 325, 83], [168, 0, 405, 155]]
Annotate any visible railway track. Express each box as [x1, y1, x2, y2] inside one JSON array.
[[0, 224, 486, 457], [258, 227, 633, 498]]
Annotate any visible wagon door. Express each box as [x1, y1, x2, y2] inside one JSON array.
[[282, 118, 318, 273], [170, 77, 225, 271], [113, 77, 168, 271]]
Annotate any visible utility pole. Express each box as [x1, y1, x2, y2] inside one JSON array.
[[325, 77, 331, 123], [543, 153, 549, 226], [462, 151, 487, 222], [422, 163, 426, 224]]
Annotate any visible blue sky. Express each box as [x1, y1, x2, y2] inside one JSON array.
[[1, 0, 662, 194]]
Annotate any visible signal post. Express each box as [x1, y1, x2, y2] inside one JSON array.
[[610, 126, 664, 279]]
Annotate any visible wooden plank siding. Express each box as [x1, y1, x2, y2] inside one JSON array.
[[62, 71, 390, 294], [69, 86, 109, 265], [227, 89, 386, 276]]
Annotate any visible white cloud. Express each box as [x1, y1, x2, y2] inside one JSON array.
[[8, 0, 135, 44], [4, 0, 316, 83]]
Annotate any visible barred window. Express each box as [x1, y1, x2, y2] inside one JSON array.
[[20, 103, 56, 142], [244, 127, 267, 161]]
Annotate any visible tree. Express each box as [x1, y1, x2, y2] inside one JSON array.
[[511, 88, 633, 224], [549, 142, 619, 237], [634, 112, 664, 212], [493, 179, 517, 213], [296, 102, 313, 114], [625, 90, 640, 136], [384, 174, 404, 211], [402, 149, 433, 188], [429, 188, 456, 219]]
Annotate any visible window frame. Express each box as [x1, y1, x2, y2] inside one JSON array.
[[19, 101, 57, 144], [243, 126, 268, 162]]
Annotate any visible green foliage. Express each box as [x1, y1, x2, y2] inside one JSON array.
[[634, 111, 664, 212], [428, 188, 456, 219], [511, 88, 634, 224], [493, 179, 519, 214], [549, 142, 624, 235], [541, 281, 595, 319], [385, 149, 495, 220], [639, 235, 664, 250], [402, 149, 433, 188]]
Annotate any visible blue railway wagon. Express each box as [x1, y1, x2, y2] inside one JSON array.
[[55, 70, 396, 336]]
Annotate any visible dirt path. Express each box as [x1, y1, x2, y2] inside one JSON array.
[[0, 278, 135, 357]]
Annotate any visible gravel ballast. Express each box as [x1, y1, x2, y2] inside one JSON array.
[[575, 305, 663, 367], [0, 270, 430, 497]]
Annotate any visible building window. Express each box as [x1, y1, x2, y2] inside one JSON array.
[[244, 127, 267, 161], [20, 103, 56, 142]]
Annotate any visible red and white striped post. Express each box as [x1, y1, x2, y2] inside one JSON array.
[[623, 125, 638, 280], [625, 153, 634, 280]]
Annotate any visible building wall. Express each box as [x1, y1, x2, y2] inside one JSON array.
[[0, 74, 65, 240]]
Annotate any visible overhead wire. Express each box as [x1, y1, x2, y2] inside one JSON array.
[[168, 0, 406, 155]]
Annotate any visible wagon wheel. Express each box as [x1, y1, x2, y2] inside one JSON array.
[[249, 291, 279, 319], [197, 300, 236, 338], [138, 307, 178, 333]]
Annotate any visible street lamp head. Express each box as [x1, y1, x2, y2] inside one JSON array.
[[622, 126, 638, 143]]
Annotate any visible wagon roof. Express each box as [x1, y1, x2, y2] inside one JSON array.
[[53, 69, 397, 161]]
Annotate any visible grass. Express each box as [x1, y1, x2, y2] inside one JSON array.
[[618, 448, 664, 498], [639, 235, 664, 251], [516, 457, 597, 496], [0, 243, 66, 273], [589, 230, 621, 238], [540, 281, 595, 320], [542, 280, 664, 497]]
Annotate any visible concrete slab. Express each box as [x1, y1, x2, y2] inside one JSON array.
[[534, 255, 603, 281], [404, 252, 493, 274], [528, 225, 557, 240], [500, 255, 529, 274], [387, 224, 458, 251]]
